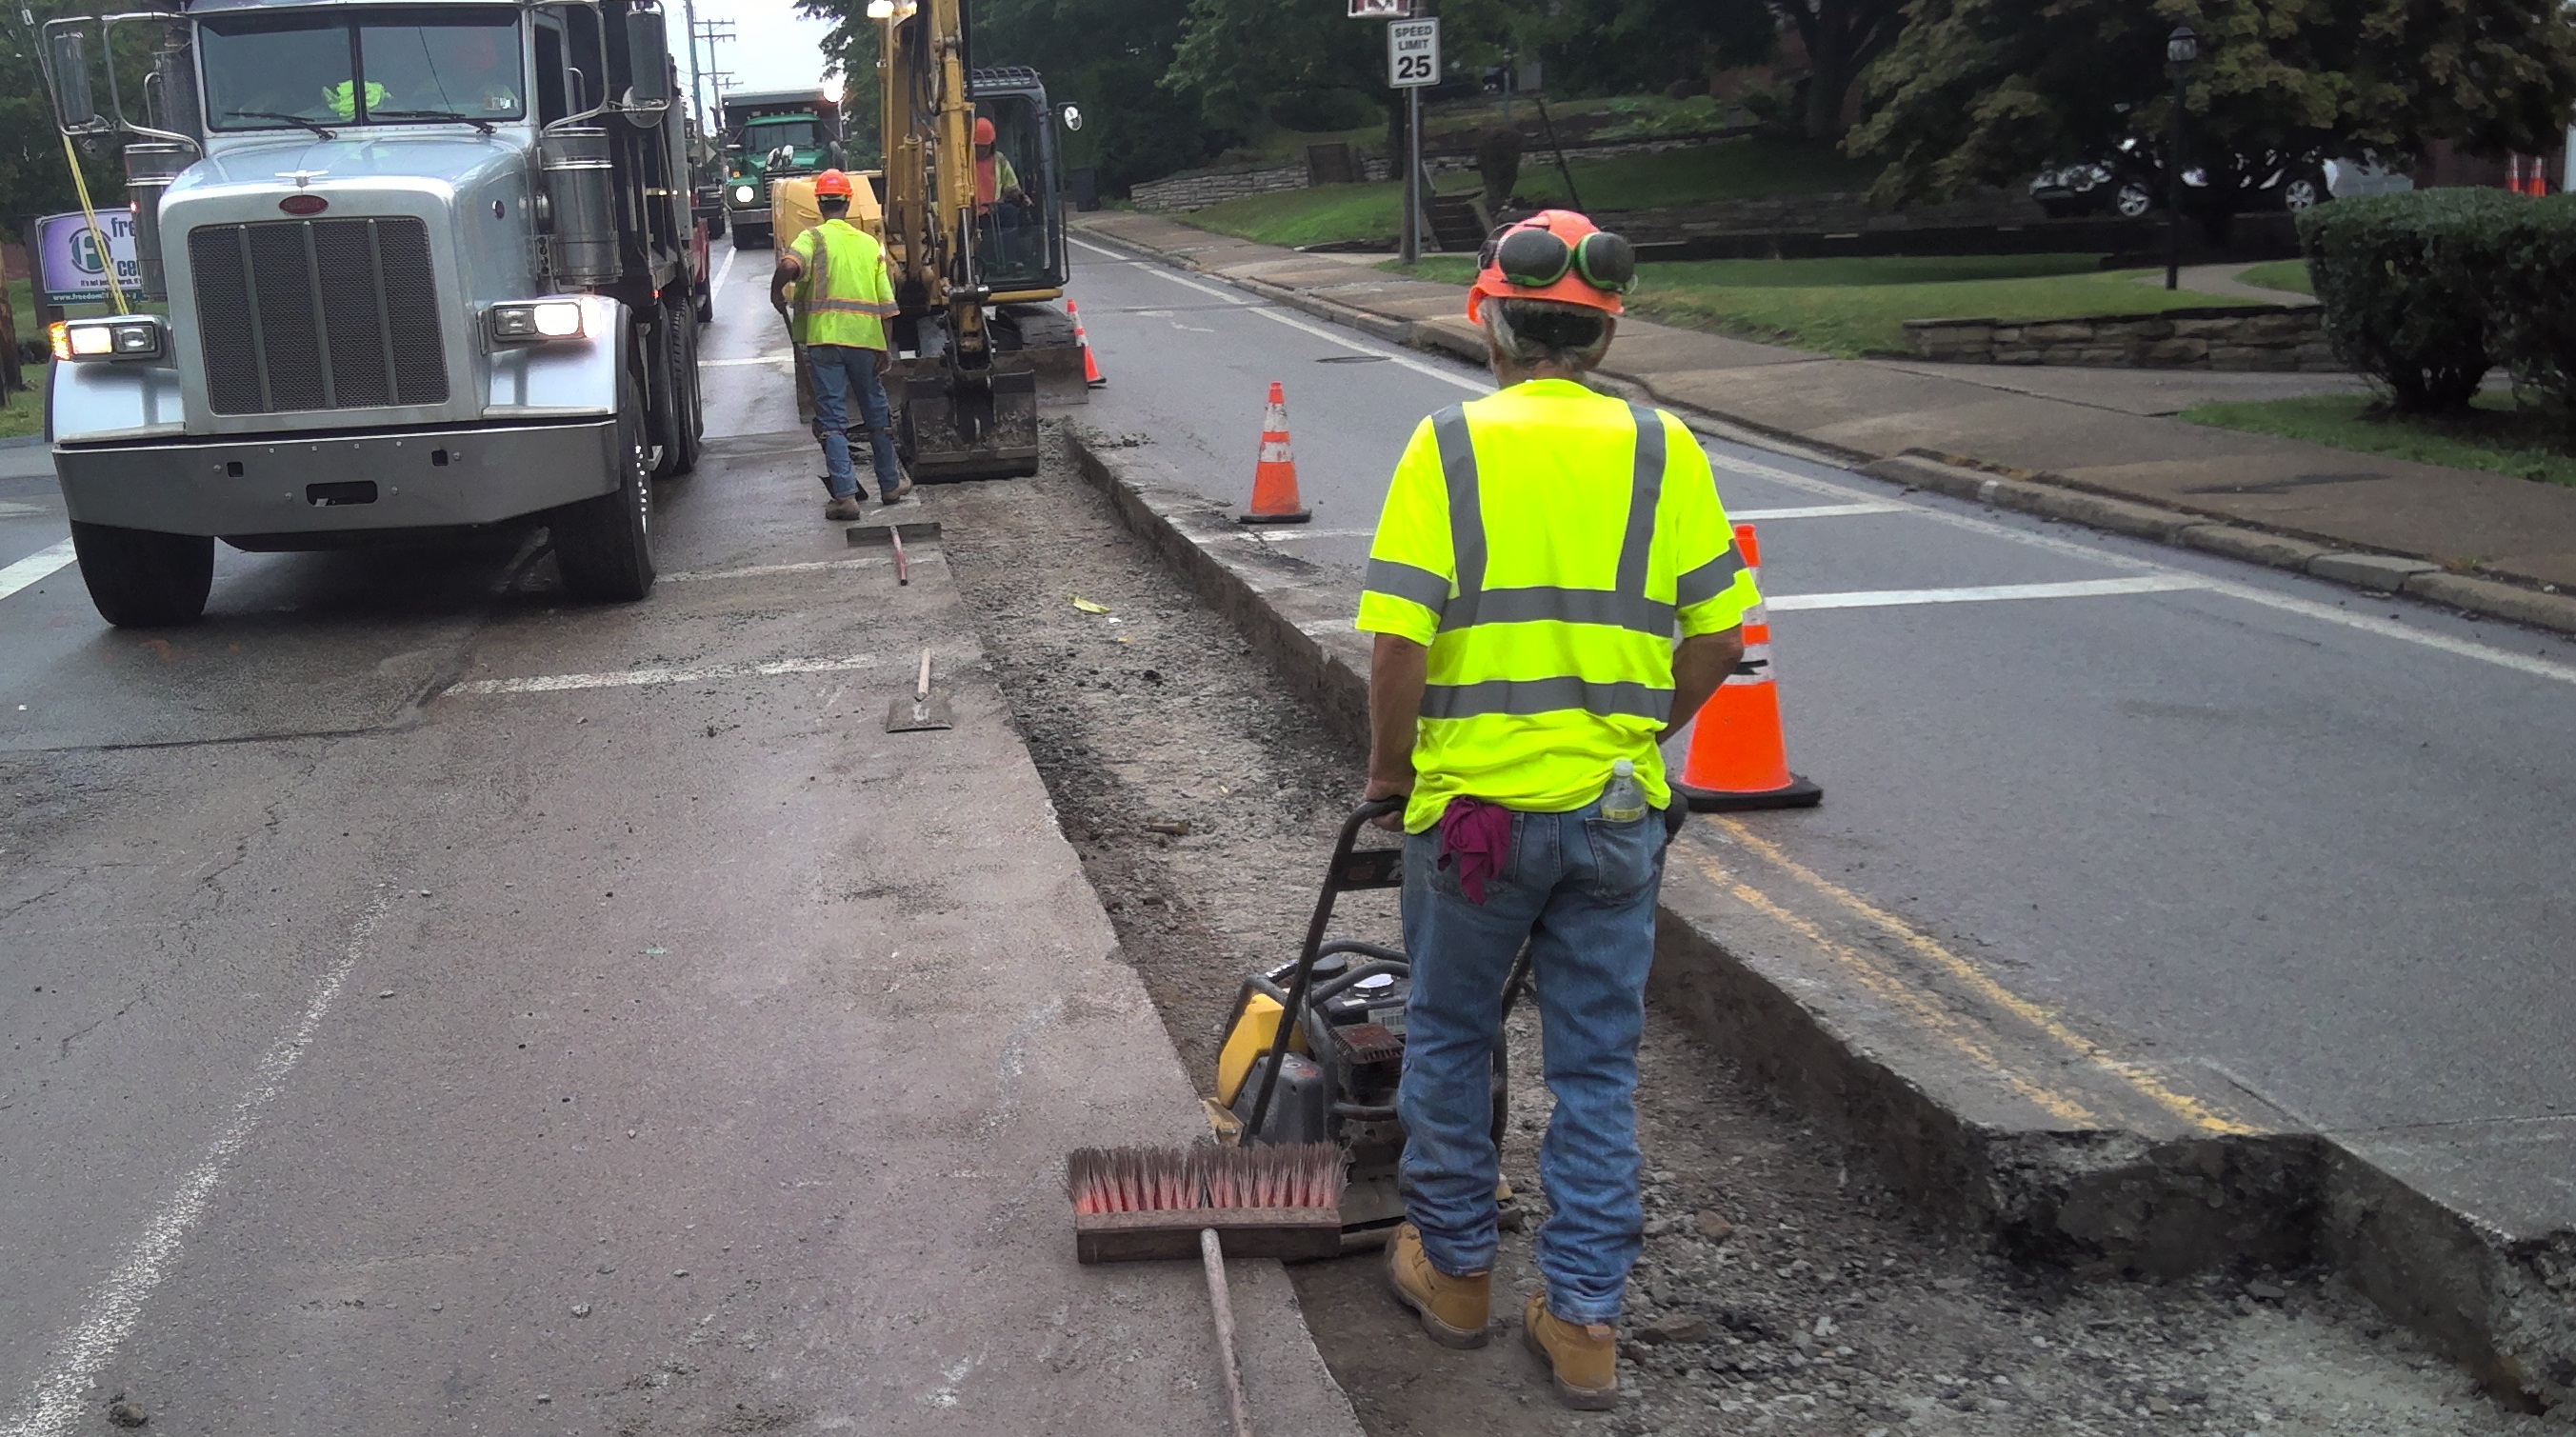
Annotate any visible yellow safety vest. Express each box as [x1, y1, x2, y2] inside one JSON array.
[[1357, 379, 1759, 833], [790, 218, 899, 349], [323, 80, 389, 121]]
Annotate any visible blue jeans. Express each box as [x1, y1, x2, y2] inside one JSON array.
[[1399, 797, 1666, 1325], [809, 344, 903, 499]]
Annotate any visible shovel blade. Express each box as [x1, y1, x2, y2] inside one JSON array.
[[885, 692, 956, 732]]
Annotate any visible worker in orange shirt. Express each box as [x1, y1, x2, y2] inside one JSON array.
[[972, 115, 1026, 269]]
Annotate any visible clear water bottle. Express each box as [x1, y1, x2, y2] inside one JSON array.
[[1602, 758, 1648, 823]]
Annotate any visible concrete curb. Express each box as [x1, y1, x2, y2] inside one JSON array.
[[1075, 220, 2576, 643], [1063, 419, 2575, 1416]]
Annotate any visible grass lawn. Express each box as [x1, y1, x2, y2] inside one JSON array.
[[1182, 137, 1875, 249], [2236, 259, 2314, 296], [1382, 253, 2269, 357], [2182, 392, 2576, 488], [0, 365, 43, 441]]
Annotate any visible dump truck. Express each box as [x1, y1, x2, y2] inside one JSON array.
[[40, 0, 706, 626], [718, 87, 840, 248]]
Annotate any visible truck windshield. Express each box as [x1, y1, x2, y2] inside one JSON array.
[[202, 8, 525, 132], [746, 120, 820, 149]]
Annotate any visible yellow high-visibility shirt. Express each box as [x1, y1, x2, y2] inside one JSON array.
[[322, 80, 389, 121], [789, 218, 899, 349], [1357, 379, 1758, 833]]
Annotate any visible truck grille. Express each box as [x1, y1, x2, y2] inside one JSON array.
[[188, 217, 449, 415]]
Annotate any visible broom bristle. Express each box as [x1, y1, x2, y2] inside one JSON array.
[[1068, 1142, 1343, 1213]]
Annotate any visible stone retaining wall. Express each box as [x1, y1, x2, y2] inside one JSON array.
[[1128, 133, 1722, 212], [1904, 305, 2341, 371]]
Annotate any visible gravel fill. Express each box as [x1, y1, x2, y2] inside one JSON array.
[[936, 426, 2546, 1436]]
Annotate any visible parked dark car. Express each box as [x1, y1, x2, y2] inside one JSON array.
[[2032, 137, 2328, 218]]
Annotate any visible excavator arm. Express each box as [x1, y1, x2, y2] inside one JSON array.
[[871, 0, 1067, 479]]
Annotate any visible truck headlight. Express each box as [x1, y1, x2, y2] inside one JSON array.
[[488, 300, 587, 343], [50, 316, 167, 362], [732, 183, 756, 205]]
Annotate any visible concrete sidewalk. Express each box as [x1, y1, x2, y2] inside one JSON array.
[[1078, 210, 2576, 637]]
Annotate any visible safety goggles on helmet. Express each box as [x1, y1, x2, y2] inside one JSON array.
[[1480, 222, 1637, 296]]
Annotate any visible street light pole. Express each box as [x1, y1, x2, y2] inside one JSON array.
[[2166, 24, 2197, 292]]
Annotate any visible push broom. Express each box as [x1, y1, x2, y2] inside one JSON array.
[[1068, 1143, 1343, 1437]]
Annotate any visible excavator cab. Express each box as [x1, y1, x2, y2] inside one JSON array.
[[968, 69, 1066, 297]]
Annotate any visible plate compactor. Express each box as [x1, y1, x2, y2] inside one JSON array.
[[1211, 798, 1526, 1250]]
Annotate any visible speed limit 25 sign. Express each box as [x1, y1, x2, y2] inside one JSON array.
[[1388, 17, 1439, 89]]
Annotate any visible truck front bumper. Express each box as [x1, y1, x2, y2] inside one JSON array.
[[54, 419, 621, 540]]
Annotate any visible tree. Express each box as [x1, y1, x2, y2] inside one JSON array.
[[1527, 0, 1774, 100], [0, 2, 127, 233], [1850, 0, 2576, 206], [1776, 0, 1905, 140]]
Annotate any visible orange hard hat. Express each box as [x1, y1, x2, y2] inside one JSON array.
[[813, 169, 854, 198], [1466, 210, 1634, 323], [973, 117, 996, 145]]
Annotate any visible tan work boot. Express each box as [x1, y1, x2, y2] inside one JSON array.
[[1383, 1223, 1489, 1348], [1522, 1291, 1618, 1409], [823, 493, 866, 521], [882, 467, 915, 505]]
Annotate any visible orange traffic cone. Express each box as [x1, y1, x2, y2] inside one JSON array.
[[1674, 523, 1821, 811], [1239, 381, 1310, 525], [1069, 299, 1106, 388]]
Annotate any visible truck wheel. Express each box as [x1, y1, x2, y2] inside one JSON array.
[[661, 296, 702, 476], [69, 521, 214, 628], [553, 372, 656, 603], [647, 308, 694, 481]]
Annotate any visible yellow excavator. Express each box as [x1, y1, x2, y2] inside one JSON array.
[[850, 0, 1077, 479]]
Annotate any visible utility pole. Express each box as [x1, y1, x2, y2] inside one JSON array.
[[692, 16, 735, 122], [679, 0, 707, 126]]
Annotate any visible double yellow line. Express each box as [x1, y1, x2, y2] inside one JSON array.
[[1697, 817, 2257, 1138]]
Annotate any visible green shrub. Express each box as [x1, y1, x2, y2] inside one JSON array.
[[2486, 195, 2576, 416], [2298, 189, 2520, 413]]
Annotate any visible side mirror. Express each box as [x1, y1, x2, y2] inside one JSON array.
[[50, 30, 97, 130], [622, 8, 672, 109], [1059, 103, 1082, 132]]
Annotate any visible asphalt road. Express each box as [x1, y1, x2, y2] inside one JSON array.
[[1064, 234, 2576, 1237], [0, 240, 1364, 1437]]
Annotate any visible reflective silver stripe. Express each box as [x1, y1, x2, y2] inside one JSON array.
[[1365, 557, 1450, 610], [809, 298, 900, 315], [1433, 406, 1485, 599], [1439, 401, 1676, 634], [1675, 548, 1746, 608], [1437, 587, 1673, 633], [1616, 403, 1666, 598], [1420, 676, 1673, 721]]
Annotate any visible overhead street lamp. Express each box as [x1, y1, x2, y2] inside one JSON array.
[[2166, 24, 2197, 291]]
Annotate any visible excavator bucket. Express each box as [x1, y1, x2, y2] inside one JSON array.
[[895, 355, 1041, 481]]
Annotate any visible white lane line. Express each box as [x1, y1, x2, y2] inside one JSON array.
[[1069, 233, 1489, 393], [1708, 451, 2576, 685], [0, 539, 77, 603], [0, 890, 389, 1437], [1731, 502, 1911, 521], [662, 556, 893, 583], [1769, 575, 2209, 611], [0, 501, 49, 517], [445, 654, 883, 697], [709, 243, 737, 302], [702, 354, 795, 368], [1248, 307, 1488, 394]]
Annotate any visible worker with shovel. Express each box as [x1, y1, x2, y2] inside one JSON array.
[[771, 169, 911, 518], [1355, 210, 1756, 1410]]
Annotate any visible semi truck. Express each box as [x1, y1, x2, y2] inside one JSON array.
[[39, 0, 706, 627], [718, 87, 839, 248]]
